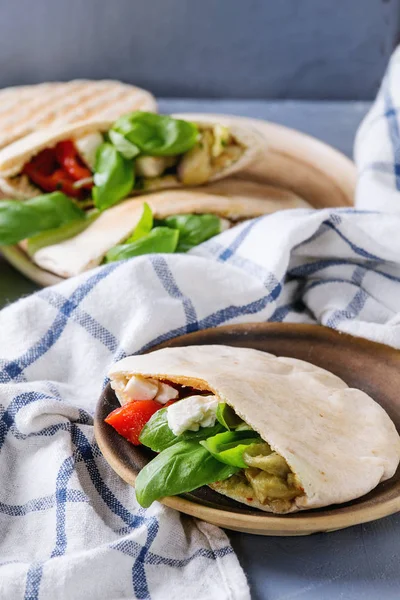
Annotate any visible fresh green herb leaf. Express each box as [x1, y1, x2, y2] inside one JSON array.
[[0, 192, 85, 246], [216, 403, 245, 431], [200, 430, 261, 468], [125, 202, 153, 243], [139, 407, 224, 452], [184, 424, 224, 441], [139, 408, 177, 452], [159, 213, 222, 252], [109, 129, 141, 159], [135, 440, 239, 507], [111, 112, 198, 157], [27, 211, 99, 256], [92, 143, 134, 210], [104, 226, 179, 263]]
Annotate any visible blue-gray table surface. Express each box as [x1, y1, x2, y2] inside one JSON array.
[[2, 100, 399, 600]]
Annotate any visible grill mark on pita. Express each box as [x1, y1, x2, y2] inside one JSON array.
[[36, 84, 111, 126], [48, 83, 149, 124], [0, 83, 91, 128], [101, 91, 151, 115], [0, 81, 155, 150], [0, 85, 52, 111], [48, 87, 132, 125], [2, 85, 146, 129], [0, 85, 89, 148], [0, 83, 80, 119]]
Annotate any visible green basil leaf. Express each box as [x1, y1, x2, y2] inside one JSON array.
[[182, 424, 225, 442], [27, 210, 99, 256], [139, 407, 224, 453], [216, 403, 245, 431], [92, 143, 134, 210], [125, 202, 153, 243], [135, 440, 239, 507], [139, 408, 177, 452], [104, 226, 179, 263], [159, 214, 222, 252], [0, 192, 85, 246], [200, 430, 262, 468], [109, 129, 141, 159], [112, 112, 198, 157]]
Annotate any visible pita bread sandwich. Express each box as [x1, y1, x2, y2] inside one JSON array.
[[0, 111, 309, 283], [0, 112, 263, 200], [105, 345, 400, 513], [0, 79, 156, 152], [21, 188, 309, 278]]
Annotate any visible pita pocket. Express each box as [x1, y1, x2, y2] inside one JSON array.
[[29, 188, 299, 278], [0, 114, 264, 200], [107, 345, 400, 513]]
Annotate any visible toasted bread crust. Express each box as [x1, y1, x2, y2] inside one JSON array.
[[0, 79, 156, 152]]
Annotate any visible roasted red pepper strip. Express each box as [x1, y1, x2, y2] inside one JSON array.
[[23, 160, 83, 198], [55, 141, 93, 187], [22, 140, 93, 198], [28, 148, 58, 175], [105, 400, 164, 446]]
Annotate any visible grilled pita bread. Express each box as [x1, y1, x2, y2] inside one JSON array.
[[0, 80, 156, 151], [109, 345, 400, 513], [30, 188, 307, 278]]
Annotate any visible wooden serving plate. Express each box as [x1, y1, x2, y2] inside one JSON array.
[[1, 114, 356, 287], [95, 323, 400, 536]]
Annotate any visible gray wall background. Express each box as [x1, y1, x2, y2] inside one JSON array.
[[0, 0, 399, 99]]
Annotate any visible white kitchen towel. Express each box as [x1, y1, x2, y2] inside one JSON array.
[[1, 57, 400, 600], [355, 45, 400, 211]]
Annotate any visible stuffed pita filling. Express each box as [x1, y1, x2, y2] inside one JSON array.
[[106, 381, 304, 512], [106, 345, 400, 513], [0, 112, 250, 206]]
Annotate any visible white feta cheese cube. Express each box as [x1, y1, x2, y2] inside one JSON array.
[[124, 375, 158, 401], [155, 382, 179, 404], [167, 395, 218, 436], [75, 132, 103, 170]]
